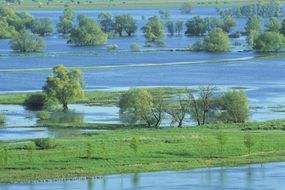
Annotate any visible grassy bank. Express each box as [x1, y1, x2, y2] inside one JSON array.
[[0, 0, 271, 10], [0, 126, 285, 183]]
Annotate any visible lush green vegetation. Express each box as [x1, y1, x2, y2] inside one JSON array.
[[0, 126, 285, 183]]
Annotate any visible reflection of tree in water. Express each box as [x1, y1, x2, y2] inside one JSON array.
[[87, 178, 95, 190], [38, 110, 84, 124], [103, 177, 107, 190], [132, 173, 140, 187], [219, 167, 226, 185], [246, 166, 254, 188]]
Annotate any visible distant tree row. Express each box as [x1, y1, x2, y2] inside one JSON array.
[[217, 0, 282, 18], [119, 87, 249, 128]]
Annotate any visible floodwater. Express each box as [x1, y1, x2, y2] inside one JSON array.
[[0, 162, 284, 190]]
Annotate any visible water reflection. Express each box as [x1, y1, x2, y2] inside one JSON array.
[[1, 162, 283, 190]]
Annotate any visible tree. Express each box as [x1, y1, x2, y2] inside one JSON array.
[[158, 9, 171, 20], [180, 2, 192, 14], [165, 21, 174, 36], [253, 31, 285, 52], [216, 90, 249, 123], [246, 29, 259, 47], [266, 17, 281, 32], [57, 8, 75, 36], [189, 86, 216, 126], [119, 89, 165, 127], [9, 30, 46, 52], [113, 14, 137, 36], [68, 15, 108, 46], [43, 65, 84, 112], [142, 16, 164, 42], [30, 18, 54, 36], [185, 16, 207, 36], [98, 12, 114, 33], [166, 95, 190, 128], [203, 28, 230, 52], [245, 16, 262, 35], [244, 134, 255, 155], [175, 20, 183, 34], [222, 16, 236, 33]]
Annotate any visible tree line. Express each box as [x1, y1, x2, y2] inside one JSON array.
[[119, 87, 249, 128]]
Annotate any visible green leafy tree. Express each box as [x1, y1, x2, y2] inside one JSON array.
[[113, 14, 137, 36], [216, 90, 249, 123], [266, 17, 281, 32], [203, 28, 230, 52], [9, 30, 46, 52], [30, 18, 54, 36], [185, 16, 207, 36], [215, 131, 228, 157], [245, 16, 262, 35], [244, 134, 256, 155], [142, 16, 164, 42], [43, 65, 84, 112], [130, 137, 139, 154], [57, 8, 75, 36], [158, 9, 171, 20], [246, 29, 259, 47], [222, 16, 236, 33], [165, 21, 174, 36], [253, 31, 285, 52], [68, 15, 108, 46], [175, 20, 183, 34], [119, 89, 165, 127], [98, 12, 114, 33]]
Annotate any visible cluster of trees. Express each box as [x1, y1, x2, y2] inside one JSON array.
[[0, 6, 54, 52], [119, 87, 249, 128], [57, 8, 75, 36], [217, 0, 282, 18], [245, 16, 285, 52]]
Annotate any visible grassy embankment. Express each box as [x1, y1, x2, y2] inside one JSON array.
[[0, 0, 280, 10], [0, 125, 285, 183]]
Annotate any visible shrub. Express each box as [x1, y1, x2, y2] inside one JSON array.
[[243, 134, 255, 154], [86, 142, 94, 159], [107, 44, 119, 50], [34, 138, 57, 150], [130, 137, 139, 154], [24, 93, 48, 111], [37, 111, 51, 121], [130, 43, 140, 51]]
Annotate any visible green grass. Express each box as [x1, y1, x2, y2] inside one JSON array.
[[0, 126, 285, 183]]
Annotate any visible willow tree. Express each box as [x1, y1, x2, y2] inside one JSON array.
[[43, 65, 84, 112]]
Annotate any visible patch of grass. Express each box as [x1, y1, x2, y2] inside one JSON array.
[[0, 127, 285, 183]]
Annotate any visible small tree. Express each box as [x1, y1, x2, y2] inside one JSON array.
[[167, 95, 190, 128], [266, 17, 281, 32], [142, 16, 164, 42], [203, 28, 230, 52], [98, 12, 114, 33], [185, 16, 207, 36], [9, 30, 46, 52], [253, 32, 285, 52], [244, 134, 256, 155], [175, 20, 183, 35], [43, 65, 84, 112], [130, 137, 139, 154], [68, 15, 108, 46], [113, 14, 137, 36], [165, 21, 174, 36], [222, 16, 236, 33], [215, 131, 228, 157], [30, 18, 54, 36], [86, 142, 94, 159], [245, 16, 262, 35]]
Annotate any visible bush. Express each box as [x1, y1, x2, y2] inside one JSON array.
[[188, 41, 204, 51], [130, 43, 140, 51], [107, 44, 119, 50], [24, 93, 48, 111], [34, 138, 57, 150], [37, 111, 51, 121]]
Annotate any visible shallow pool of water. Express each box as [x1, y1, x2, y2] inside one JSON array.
[[0, 162, 284, 190]]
